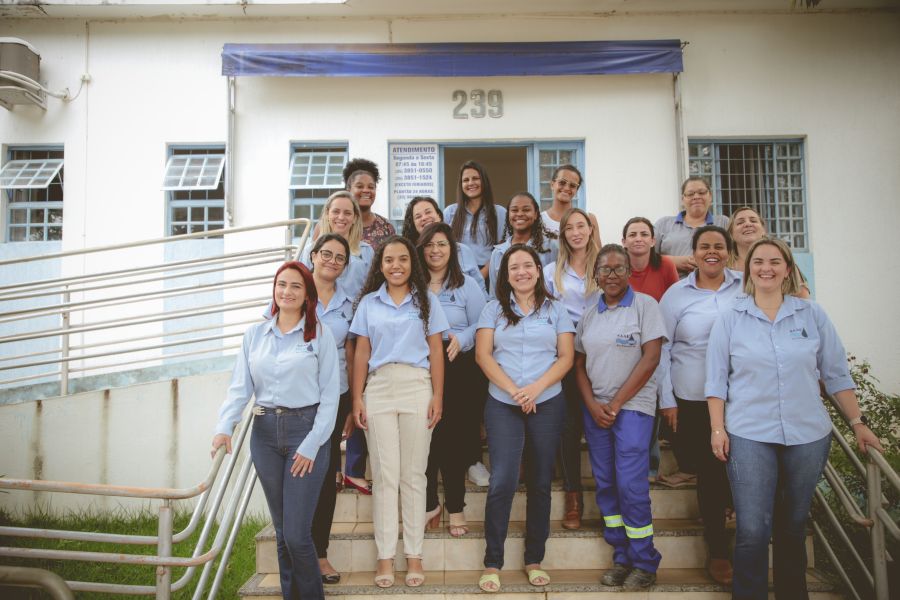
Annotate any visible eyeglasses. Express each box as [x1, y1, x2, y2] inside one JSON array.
[[554, 178, 580, 190], [424, 240, 450, 250], [683, 189, 710, 198], [597, 266, 628, 277], [316, 249, 347, 265]]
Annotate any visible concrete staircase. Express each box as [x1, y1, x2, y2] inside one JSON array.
[[239, 446, 841, 599]]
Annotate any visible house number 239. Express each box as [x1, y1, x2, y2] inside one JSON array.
[[452, 89, 503, 119]]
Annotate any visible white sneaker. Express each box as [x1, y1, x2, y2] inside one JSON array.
[[468, 462, 490, 486]]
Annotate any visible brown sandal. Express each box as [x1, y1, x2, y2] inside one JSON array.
[[447, 511, 468, 537]]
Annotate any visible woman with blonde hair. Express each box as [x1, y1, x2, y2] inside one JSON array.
[[543, 207, 600, 530]]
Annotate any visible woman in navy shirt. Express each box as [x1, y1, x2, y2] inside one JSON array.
[[706, 238, 881, 600], [476, 244, 575, 592], [416, 222, 487, 538], [350, 236, 449, 588], [213, 262, 339, 600]]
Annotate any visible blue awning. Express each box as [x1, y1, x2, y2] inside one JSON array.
[[221, 41, 683, 77]]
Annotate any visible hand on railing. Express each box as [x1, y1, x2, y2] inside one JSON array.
[[211, 434, 233, 457], [851, 424, 884, 454]]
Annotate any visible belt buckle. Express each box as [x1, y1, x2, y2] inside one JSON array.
[[252, 405, 266, 416]]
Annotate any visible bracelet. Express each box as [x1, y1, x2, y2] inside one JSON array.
[[712, 429, 724, 435]]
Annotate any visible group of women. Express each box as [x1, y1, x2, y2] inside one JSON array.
[[212, 160, 883, 600]]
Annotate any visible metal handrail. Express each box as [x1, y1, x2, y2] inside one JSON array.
[[810, 393, 898, 600], [0, 566, 75, 600]]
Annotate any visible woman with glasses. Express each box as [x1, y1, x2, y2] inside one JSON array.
[[402, 195, 485, 288], [539, 165, 600, 246], [574, 244, 666, 590], [476, 244, 575, 592], [213, 261, 339, 600], [416, 222, 487, 538], [654, 177, 729, 277], [444, 161, 506, 280], [706, 237, 882, 600]]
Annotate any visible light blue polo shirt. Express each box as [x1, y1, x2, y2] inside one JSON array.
[[216, 317, 340, 459], [705, 295, 855, 446], [316, 284, 355, 394], [437, 274, 487, 352], [543, 261, 599, 326], [488, 238, 559, 297], [457, 243, 486, 288], [657, 269, 743, 408], [477, 296, 575, 405], [444, 203, 507, 266], [301, 239, 374, 301], [350, 284, 450, 372]]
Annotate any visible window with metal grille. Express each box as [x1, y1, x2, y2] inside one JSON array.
[[165, 146, 226, 236], [289, 145, 348, 237], [689, 140, 808, 250], [535, 143, 582, 212], [2, 147, 64, 242]]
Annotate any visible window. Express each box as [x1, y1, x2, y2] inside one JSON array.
[[689, 140, 808, 250], [2, 147, 64, 242], [165, 146, 226, 236], [289, 145, 348, 232]]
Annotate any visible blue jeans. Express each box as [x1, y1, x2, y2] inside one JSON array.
[[727, 433, 831, 600], [344, 428, 368, 478], [483, 392, 565, 570], [251, 406, 330, 600]]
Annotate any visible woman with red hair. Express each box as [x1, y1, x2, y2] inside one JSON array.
[[212, 261, 340, 600]]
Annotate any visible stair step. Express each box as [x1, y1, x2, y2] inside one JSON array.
[[333, 479, 699, 524], [254, 520, 814, 573], [240, 568, 839, 598]]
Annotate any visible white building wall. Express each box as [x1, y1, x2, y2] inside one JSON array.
[[0, 9, 897, 400]]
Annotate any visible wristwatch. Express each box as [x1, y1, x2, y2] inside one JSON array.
[[848, 414, 869, 427]]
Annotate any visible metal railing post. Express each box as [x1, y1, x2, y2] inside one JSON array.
[[284, 225, 293, 262], [867, 460, 888, 600], [156, 500, 173, 600], [60, 286, 70, 395]]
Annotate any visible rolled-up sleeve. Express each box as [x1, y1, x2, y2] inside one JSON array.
[[215, 329, 256, 435], [297, 325, 340, 459], [704, 314, 731, 401], [813, 303, 855, 395]]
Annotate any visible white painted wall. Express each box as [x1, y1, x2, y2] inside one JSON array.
[[0, 8, 897, 397]]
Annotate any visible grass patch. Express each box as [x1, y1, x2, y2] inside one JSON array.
[[0, 507, 267, 599]]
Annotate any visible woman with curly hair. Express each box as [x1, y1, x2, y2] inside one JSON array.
[[401, 195, 484, 287], [343, 158, 395, 249], [444, 161, 506, 279], [487, 192, 557, 296], [350, 236, 449, 588], [475, 244, 575, 592]]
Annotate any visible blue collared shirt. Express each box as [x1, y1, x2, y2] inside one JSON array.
[[301, 240, 374, 302], [437, 275, 487, 352], [654, 211, 730, 258], [705, 295, 856, 445], [543, 261, 599, 326], [443, 203, 507, 266], [488, 238, 559, 297], [317, 285, 355, 394], [457, 243, 486, 288], [216, 317, 340, 459], [350, 284, 450, 372], [477, 296, 575, 405], [658, 269, 744, 408]]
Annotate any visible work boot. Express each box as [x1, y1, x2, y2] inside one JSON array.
[[623, 567, 656, 589], [562, 491, 583, 530]]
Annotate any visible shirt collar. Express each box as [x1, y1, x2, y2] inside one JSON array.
[[685, 267, 742, 292], [674, 210, 715, 225], [265, 315, 305, 337], [597, 286, 635, 313], [319, 283, 350, 313], [735, 294, 807, 324], [564, 262, 586, 280], [509, 293, 553, 317], [375, 282, 413, 308]]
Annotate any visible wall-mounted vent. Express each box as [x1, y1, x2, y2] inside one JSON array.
[[0, 38, 44, 110]]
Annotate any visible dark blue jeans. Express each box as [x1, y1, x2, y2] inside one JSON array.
[[344, 428, 368, 478], [727, 433, 830, 600], [557, 367, 584, 493], [251, 405, 330, 600], [483, 392, 565, 570]]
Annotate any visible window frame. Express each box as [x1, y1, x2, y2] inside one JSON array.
[[288, 142, 349, 237], [165, 144, 226, 237], [3, 145, 65, 243]]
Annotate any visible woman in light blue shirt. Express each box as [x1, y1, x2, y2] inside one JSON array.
[[212, 261, 339, 600], [542, 208, 600, 531], [476, 244, 575, 592], [488, 192, 558, 296], [705, 237, 882, 600], [350, 235, 449, 588], [402, 195, 485, 288], [658, 225, 743, 585], [416, 222, 487, 538], [444, 160, 506, 278]]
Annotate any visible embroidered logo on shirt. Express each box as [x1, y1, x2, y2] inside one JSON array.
[[407, 310, 420, 320], [295, 343, 314, 353], [790, 327, 809, 340], [616, 333, 638, 347]]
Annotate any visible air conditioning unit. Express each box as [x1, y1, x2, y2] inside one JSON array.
[[0, 37, 45, 110]]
